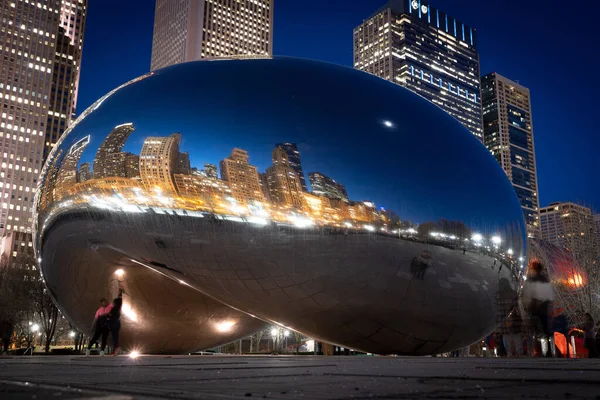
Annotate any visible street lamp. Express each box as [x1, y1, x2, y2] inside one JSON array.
[[471, 233, 483, 242], [491, 236, 501, 246]]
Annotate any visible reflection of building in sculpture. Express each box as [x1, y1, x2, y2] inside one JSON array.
[[258, 173, 271, 203], [540, 202, 599, 262], [308, 172, 348, 201], [266, 148, 305, 209], [79, 162, 92, 182], [275, 143, 307, 192], [348, 201, 378, 223], [93, 123, 135, 178], [140, 134, 181, 194], [354, 0, 483, 139], [220, 149, 264, 205], [55, 136, 91, 200], [150, 0, 274, 70], [204, 164, 218, 179], [174, 174, 232, 208], [176, 152, 191, 175], [125, 154, 140, 179], [303, 193, 340, 223], [482, 73, 539, 238], [69, 177, 141, 198]]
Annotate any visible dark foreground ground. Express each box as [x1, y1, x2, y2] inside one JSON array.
[[1, 355, 599, 399]]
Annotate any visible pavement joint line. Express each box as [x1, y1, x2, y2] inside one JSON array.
[[0, 379, 126, 399], [319, 373, 600, 385]]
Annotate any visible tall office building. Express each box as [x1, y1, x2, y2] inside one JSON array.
[[93, 123, 135, 178], [124, 153, 140, 179], [139, 133, 181, 194], [308, 172, 348, 202], [54, 135, 89, 199], [354, 0, 482, 139], [176, 152, 191, 175], [481, 73, 539, 238], [275, 143, 307, 191], [219, 148, 264, 204], [540, 202, 599, 263], [150, 0, 274, 70], [265, 147, 305, 209], [0, 0, 87, 259], [78, 162, 91, 182]]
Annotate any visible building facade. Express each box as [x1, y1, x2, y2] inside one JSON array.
[[481, 73, 540, 238], [150, 0, 274, 70], [204, 163, 217, 179], [176, 151, 191, 175], [139, 133, 181, 194], [219, 148, 263, 205], [78, 161, 91, 182], [0, 0, 87, 259], [540, 202, 599, 263], [353, 0, 482, 139], [54, 134, 89, 200], [275, 142, 307, 191], [93, 123, 135, 178], [265, 147, 305, 209], [308, 172, 348, 201]]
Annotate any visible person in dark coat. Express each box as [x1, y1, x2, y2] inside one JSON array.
[[109, 289, 123, 355], [1, 320, 13, 354]]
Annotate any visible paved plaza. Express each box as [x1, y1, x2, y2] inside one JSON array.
[[1, 355, 599, 399]]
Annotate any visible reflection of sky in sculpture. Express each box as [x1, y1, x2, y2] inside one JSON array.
[[59, 57, 523, 240]]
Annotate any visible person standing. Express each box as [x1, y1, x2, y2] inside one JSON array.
[[1, 320, 13, 355], [85, 298, 112, 356], [522, 260, 555, 357], [582, 313, 598, 358], [109, 289, 123, 355]]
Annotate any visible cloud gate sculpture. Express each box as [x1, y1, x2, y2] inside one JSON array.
[[34, 57, 525, 355]]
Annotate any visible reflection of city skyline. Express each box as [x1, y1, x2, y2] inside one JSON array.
[[39, 118, 524, 251], [42, 122, 404, 229]]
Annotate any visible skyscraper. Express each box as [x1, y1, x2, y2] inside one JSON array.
[[176, 152, 191, 175], [139, 133, 181, 194], [124, 154, 140, 179], [275, 143, 307, 191], [308, 172, 348, 202], [481, 73, 539, 238], [353, 0, 482, 139], [219, 148, 264, 204], [539, 202, 599, 265], [93, 123, 135, 178], [0, 0, 87, 259], [150, 0, 274, 70], [55, 135, 90, 200], [78, 162, 91, 182], [265, 148, 305, 209]]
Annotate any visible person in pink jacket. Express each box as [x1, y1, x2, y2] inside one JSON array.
[[85, 298, 113, 356]]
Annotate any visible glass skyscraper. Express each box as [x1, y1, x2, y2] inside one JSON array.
[[481, 73, 539, 238], [354, 0, 482, 139]]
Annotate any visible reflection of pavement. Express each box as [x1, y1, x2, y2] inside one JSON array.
[[1, 356, 599, 399], [41, 210, 518, 355]]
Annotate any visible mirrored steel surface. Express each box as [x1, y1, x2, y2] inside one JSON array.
[[35, 57, 525, 355]]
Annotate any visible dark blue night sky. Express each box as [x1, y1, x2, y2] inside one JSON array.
[[77, 0, 599, 214]]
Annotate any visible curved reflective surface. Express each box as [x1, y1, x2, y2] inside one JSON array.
[[35, 57, 525, 355]]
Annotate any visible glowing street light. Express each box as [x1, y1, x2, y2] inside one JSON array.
[[471, 233, 483, 242], [284, 330, 290, 337], [270, 328, 278, 337], [507, 248, 514, 255], [383, 120, 393, 128], [31, 324, 39, 332], [129, 350, 140, 359], [114, 269, 125, 277], [69, 331, 75, 338], [491, 236, 501, 246]]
